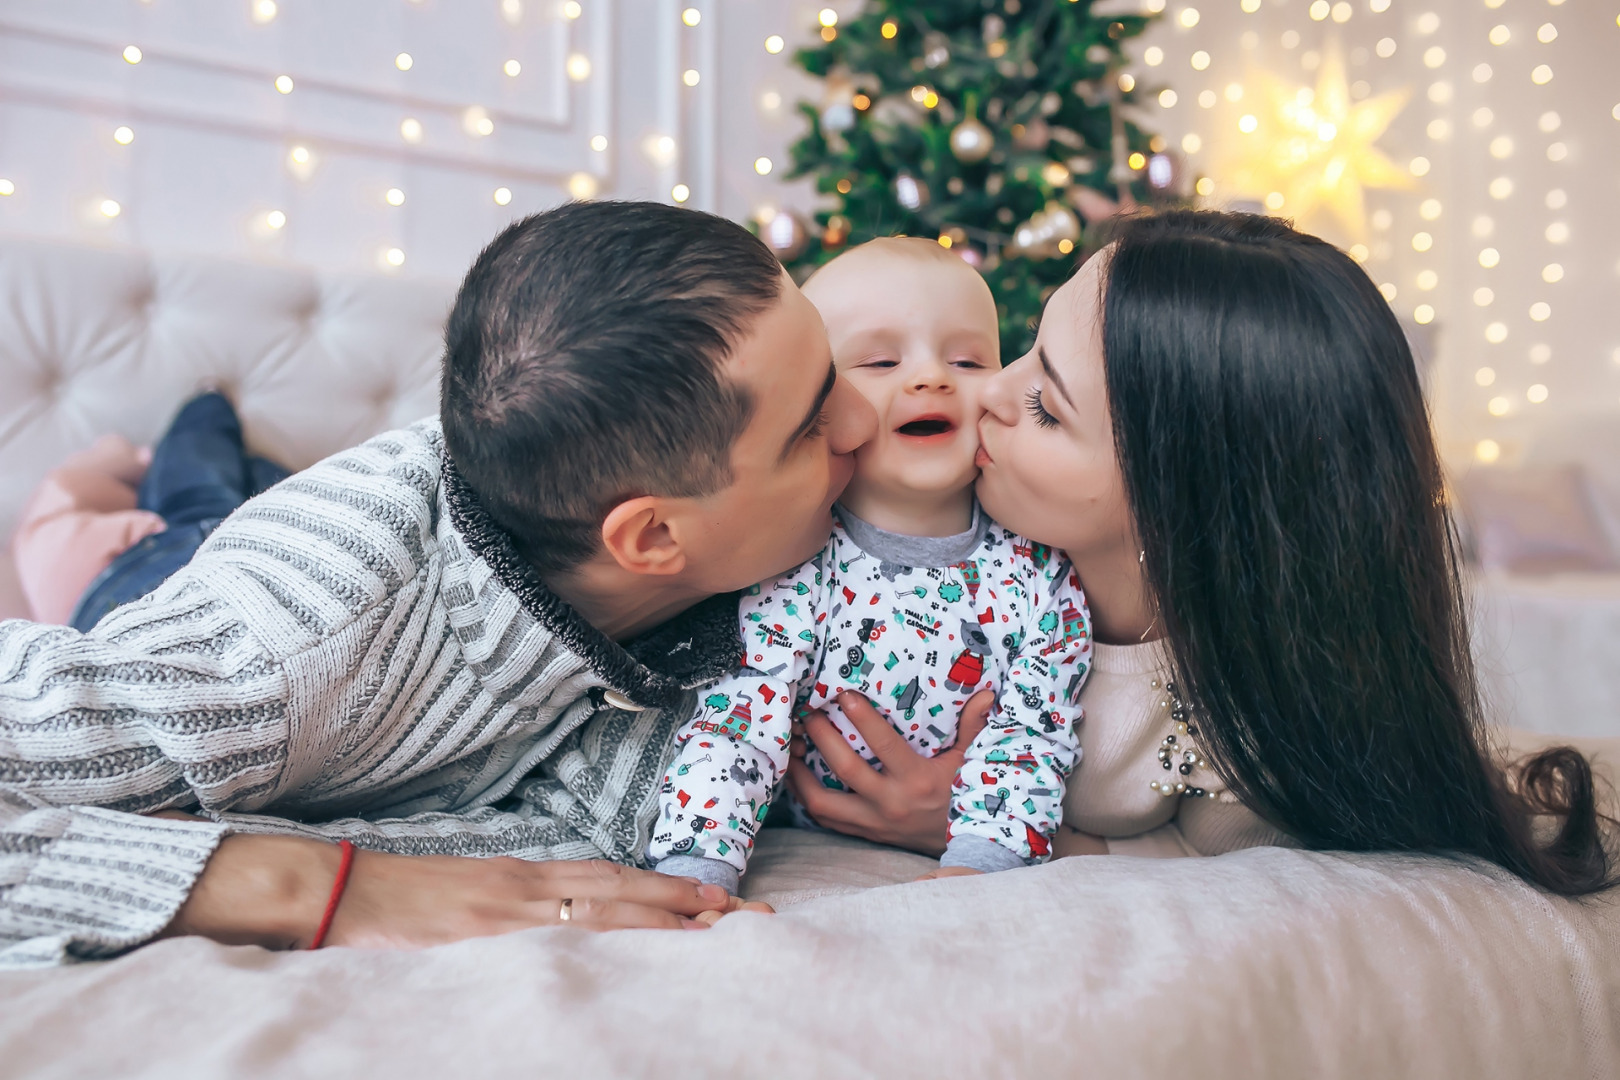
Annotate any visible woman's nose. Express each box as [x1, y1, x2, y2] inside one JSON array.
[[980, 353, 1027, 424]]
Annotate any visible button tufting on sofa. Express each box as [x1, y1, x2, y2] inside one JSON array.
[[0, 237, 455, 564], [126, 282, 155, 315]]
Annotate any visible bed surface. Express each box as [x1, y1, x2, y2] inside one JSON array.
[[3, 830, 1616, 1080], [5, 735, 1618, 1080]]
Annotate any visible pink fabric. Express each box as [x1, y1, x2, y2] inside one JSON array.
[[1459, 464, 1620, 574], [10, 435, 166, 626]]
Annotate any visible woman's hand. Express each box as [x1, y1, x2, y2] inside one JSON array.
[[162, 834, 740, 950], [783, 689, 995, 856]]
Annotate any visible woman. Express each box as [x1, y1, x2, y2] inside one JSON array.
[[785, 210, 1614, 895]]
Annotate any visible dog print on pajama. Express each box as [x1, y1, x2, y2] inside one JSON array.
[[647, 516, 1092, 877]]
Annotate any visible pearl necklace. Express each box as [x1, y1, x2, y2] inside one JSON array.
[[1148, 678, 1216, 800]]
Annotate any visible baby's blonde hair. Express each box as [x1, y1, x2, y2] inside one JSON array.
[[804, 235, 974, 292]]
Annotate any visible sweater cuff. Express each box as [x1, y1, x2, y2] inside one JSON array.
[[940, 835, 1029, 874], [2, 807, 226, 968], [652, 855, 740, 895]]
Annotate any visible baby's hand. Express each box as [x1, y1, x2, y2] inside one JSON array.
[[916, 866, 984, 882], [691, 896, 776, 926]]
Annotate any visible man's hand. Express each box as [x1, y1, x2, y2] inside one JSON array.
[[783, 689, 994, 856], [161, 834, 738, 950]]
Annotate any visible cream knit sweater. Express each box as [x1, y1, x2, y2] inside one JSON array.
[[1064, 640, 1295, 858]]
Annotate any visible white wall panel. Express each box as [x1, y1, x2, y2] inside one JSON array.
[[5, 1, 1608, 476], [0, 0, 650, 278]]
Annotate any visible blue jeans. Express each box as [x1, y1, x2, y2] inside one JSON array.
[[69, 393, 290, 632]]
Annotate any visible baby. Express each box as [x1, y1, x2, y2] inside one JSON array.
[[647, 237, 1092, 893]]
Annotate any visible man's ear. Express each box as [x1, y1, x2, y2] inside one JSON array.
[[599, 496, 687, 577]]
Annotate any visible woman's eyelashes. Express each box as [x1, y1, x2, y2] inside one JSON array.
[[804, 409, 830, 440], [1024, 386, 1059, 429]]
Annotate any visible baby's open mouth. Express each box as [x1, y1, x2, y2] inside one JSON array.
[[896, 416, 955, 437]]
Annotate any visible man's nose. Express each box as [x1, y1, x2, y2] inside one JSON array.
[[827, 373, 877, 454]]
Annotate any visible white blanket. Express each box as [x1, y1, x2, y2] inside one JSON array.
[[2, 830, 1616, 1079]]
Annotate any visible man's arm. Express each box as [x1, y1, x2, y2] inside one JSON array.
[[0, 568, 299, 968], [0, 597, 359, 967], [1, 419, 744, 966], [0, 789, 230, 967], [159, 829, 740, 956], [0, 423, 426, 964], [2, 792, 742, 969]]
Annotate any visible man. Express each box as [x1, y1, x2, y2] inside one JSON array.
[[0, 201, 875, 967]]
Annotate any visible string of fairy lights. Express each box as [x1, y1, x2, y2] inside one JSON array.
[[0, 1, 833, 272], [0, 0, 615, 271], [0, 0, 1613, 445], [1120, 0, 1618, 467]]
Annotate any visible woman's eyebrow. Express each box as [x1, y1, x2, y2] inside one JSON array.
[[1038, 347, 1075, 408]]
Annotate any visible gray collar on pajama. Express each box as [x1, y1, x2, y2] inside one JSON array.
[[833, 502, 989, 567]]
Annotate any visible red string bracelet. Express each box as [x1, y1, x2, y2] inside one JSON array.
[[308, 839, 355, 950]]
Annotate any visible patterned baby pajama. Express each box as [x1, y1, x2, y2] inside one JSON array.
[[648, 505, 1092, 892]]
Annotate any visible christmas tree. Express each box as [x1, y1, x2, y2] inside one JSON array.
[[768, 1, 1177, 361]]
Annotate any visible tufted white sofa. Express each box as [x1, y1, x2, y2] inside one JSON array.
[[0, 234, 454, 620]]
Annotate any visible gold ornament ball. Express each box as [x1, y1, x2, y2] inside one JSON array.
[[1010, 210, 1049, 255], [760, 209, 810, 261], [1009, 201, 1082, 260], [950, 117, 994, 163], [1044, 201, 1081, 244], [1010, 230, 1044, 257]]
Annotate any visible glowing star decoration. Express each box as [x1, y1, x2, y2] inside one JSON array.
[[1220, 46, 1413, 239]]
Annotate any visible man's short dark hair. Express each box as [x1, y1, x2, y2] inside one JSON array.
[[440, 200, 783, 573]]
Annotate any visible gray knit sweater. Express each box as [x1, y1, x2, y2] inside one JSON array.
[[0, 420, 743, 969]]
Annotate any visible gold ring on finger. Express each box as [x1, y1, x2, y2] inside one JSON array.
[[558, 897, 573, 923]]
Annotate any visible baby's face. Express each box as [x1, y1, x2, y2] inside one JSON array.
[[805, 250, 1000, 506]]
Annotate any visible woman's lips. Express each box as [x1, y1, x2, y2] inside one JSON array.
[[974, 420, 996, 467], [974, 418, 994, 467]]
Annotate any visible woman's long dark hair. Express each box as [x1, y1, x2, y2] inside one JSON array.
[[1100, 209, 1615, 896]]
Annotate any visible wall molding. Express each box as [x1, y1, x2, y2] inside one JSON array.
[[0, 16, 580, 130]]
